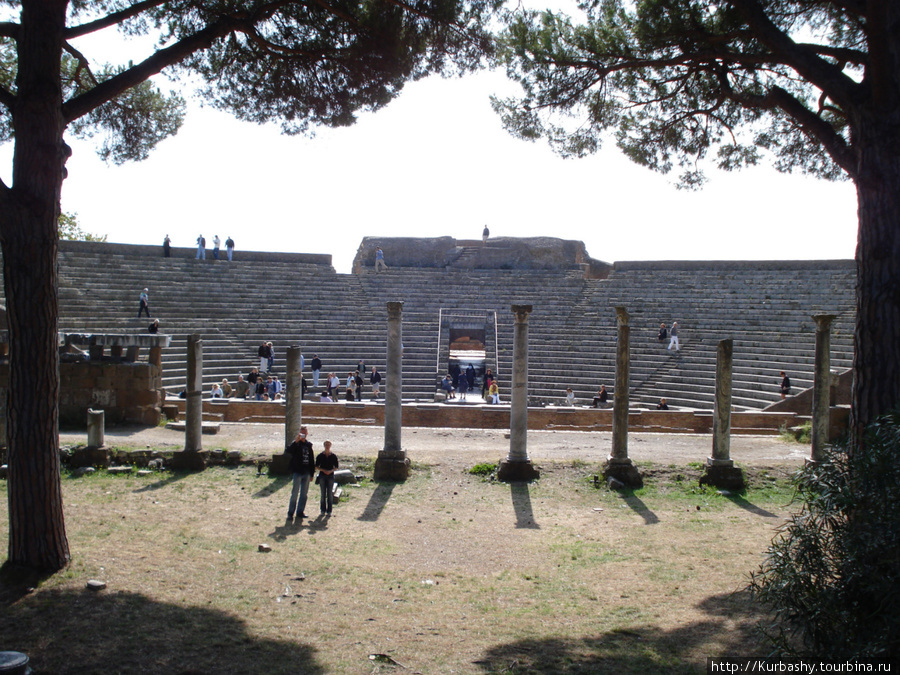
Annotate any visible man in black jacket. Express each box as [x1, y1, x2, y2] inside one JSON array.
[[285, 426, 315, 521], [311, 355, 322, 389]]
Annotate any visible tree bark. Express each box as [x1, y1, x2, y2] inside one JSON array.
[[2, 0, 70, 571], [851, 109, 900, 446]]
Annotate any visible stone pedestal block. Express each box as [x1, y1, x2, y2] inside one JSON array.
[[268, 453, 291, 476], [603, 457, 643, 488], [699, 459, 745, 491], [169, 450, 208, 471], [69, 446, 110, 468], [374, 451, 410, 481], [497, 458, 540, 482]]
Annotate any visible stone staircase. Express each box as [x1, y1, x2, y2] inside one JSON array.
[[23, 242, 857, 411]]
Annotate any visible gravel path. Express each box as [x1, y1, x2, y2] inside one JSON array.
[[60, 423, 809, 468]]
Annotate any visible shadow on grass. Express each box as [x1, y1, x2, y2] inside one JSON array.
[[510, 483, 539, 529], [723, 493, 779, 519], [133, 470, 193, 493], [616, 490, 660, 525], [475, 589, 763, 674], [357, 481, 398, 522], [252, 475, 291, 499], [0, 585, 325, 674]]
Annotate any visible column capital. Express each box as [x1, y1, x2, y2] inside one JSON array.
[[511, 304, 533, 323], [387, 301, 404, 318], [813, 313, 837, 329]]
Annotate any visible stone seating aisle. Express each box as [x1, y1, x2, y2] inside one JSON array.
[[33, 242, 858, 411]]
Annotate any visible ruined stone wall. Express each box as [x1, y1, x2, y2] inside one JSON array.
[[0, 361, 165, 429]]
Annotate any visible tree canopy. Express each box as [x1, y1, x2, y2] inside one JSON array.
[[0, 0, 500, 573], [494, 0, 900, 438]]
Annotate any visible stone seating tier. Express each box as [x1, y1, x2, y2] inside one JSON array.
[[32, 242, 857, 412]]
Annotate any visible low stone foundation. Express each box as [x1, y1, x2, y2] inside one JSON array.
[[170, 398, 809, 434]]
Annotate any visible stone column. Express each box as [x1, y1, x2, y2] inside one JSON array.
[[604, 307, 642, 487], [701, 339, 744, 489], [374, 301, 410, 480], [86, 409, 105, 448], [284, 346, 303, 447], [173, 334, 207, 469], [498, 304, 539, 481], [811, 314, 837, 463]]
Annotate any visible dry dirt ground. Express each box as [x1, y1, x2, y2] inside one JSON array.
[[0, 425, 808, 674]]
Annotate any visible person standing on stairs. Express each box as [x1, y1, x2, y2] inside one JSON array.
[[667, 321, 680, 351], [258, 341, 270, 374], [138, 288, 151, 318], [780, 371, 791, 399], [163, 234, 171, 258], [482, 225, 490, 242], [374, 247, 387, 272], [225, 236, 235, 261], [196, 234, 206, 259], [311, 354, 322, 388]]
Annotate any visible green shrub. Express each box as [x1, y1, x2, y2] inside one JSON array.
[[750, 412, 900, 661]]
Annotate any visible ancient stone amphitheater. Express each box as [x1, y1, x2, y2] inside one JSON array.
[[49, 236, 856, 414]]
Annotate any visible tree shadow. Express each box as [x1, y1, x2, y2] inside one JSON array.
[[0, 587, 325, 674], [723, 493, 779, 519], [357, 481, 398, 522], [475, 589, 765, 674], [616, 490, 660, 525], [510, 482, 540, 529]]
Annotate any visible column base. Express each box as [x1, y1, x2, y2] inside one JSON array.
[[69, 446, 110, 468], [169, 450, 208, 471], [603, 457, 643, 488], [268, 453, 291, 476], [374, 451, 410, 481], [497, 458, 540, 482], [699, 458, 745, 490]]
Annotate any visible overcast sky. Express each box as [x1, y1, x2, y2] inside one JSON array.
[[1, 40, 859, 275]]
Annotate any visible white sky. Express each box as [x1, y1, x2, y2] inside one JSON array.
[[1, 27, 859, 275]]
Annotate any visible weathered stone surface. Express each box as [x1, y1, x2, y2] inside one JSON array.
[[169, 450, 208, 471], [699, 464, 746, 491], [69, 446, 110, 469], [86, 580, 107, 591], [497, 459, 540, 482], [333, 469, 356, 485]]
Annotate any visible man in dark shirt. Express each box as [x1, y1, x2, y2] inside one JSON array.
[[311, 355, 322, 389], [285, 426, 315, 521]]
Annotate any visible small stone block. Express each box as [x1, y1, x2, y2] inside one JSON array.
[[86, 580, 107, 591], [107, 466, 133, 474]]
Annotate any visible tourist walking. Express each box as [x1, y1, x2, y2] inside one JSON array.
[[780, 371, 791, 399], [667, 321, 680, 351], [212, 235, 221, 260], [316, 440, 339, 515], [370, 366, 382, 398], [374, 247, 387, 272], [458, 373, 468, 401], [225, 236, 235, 261], [465, 363, 475, 391], [138, 288, 151, 318], [196, 234, 206, 259], [285, 426, 315, 521], [311, 354, 322, 388], [258, 341, 271, 373], [354, 370, 364, 401], [163, 234, 171, 258]]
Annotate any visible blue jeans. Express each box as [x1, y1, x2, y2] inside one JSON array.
[[288, 473, 311, 518], [319, 473, 335, 513]]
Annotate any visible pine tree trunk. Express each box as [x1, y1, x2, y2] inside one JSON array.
[[2, 0, 70, 572], [851, 113, 900, 445]]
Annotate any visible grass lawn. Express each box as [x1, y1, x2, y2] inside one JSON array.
[[0, 454, 797, 674]]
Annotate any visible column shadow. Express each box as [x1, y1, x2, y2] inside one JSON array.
[[616, 490, 660, 525], [252, 475, 291, 499], [511, 482, 540, 529], [357, 481, 398, 522], [723, 493, 779, 518]]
